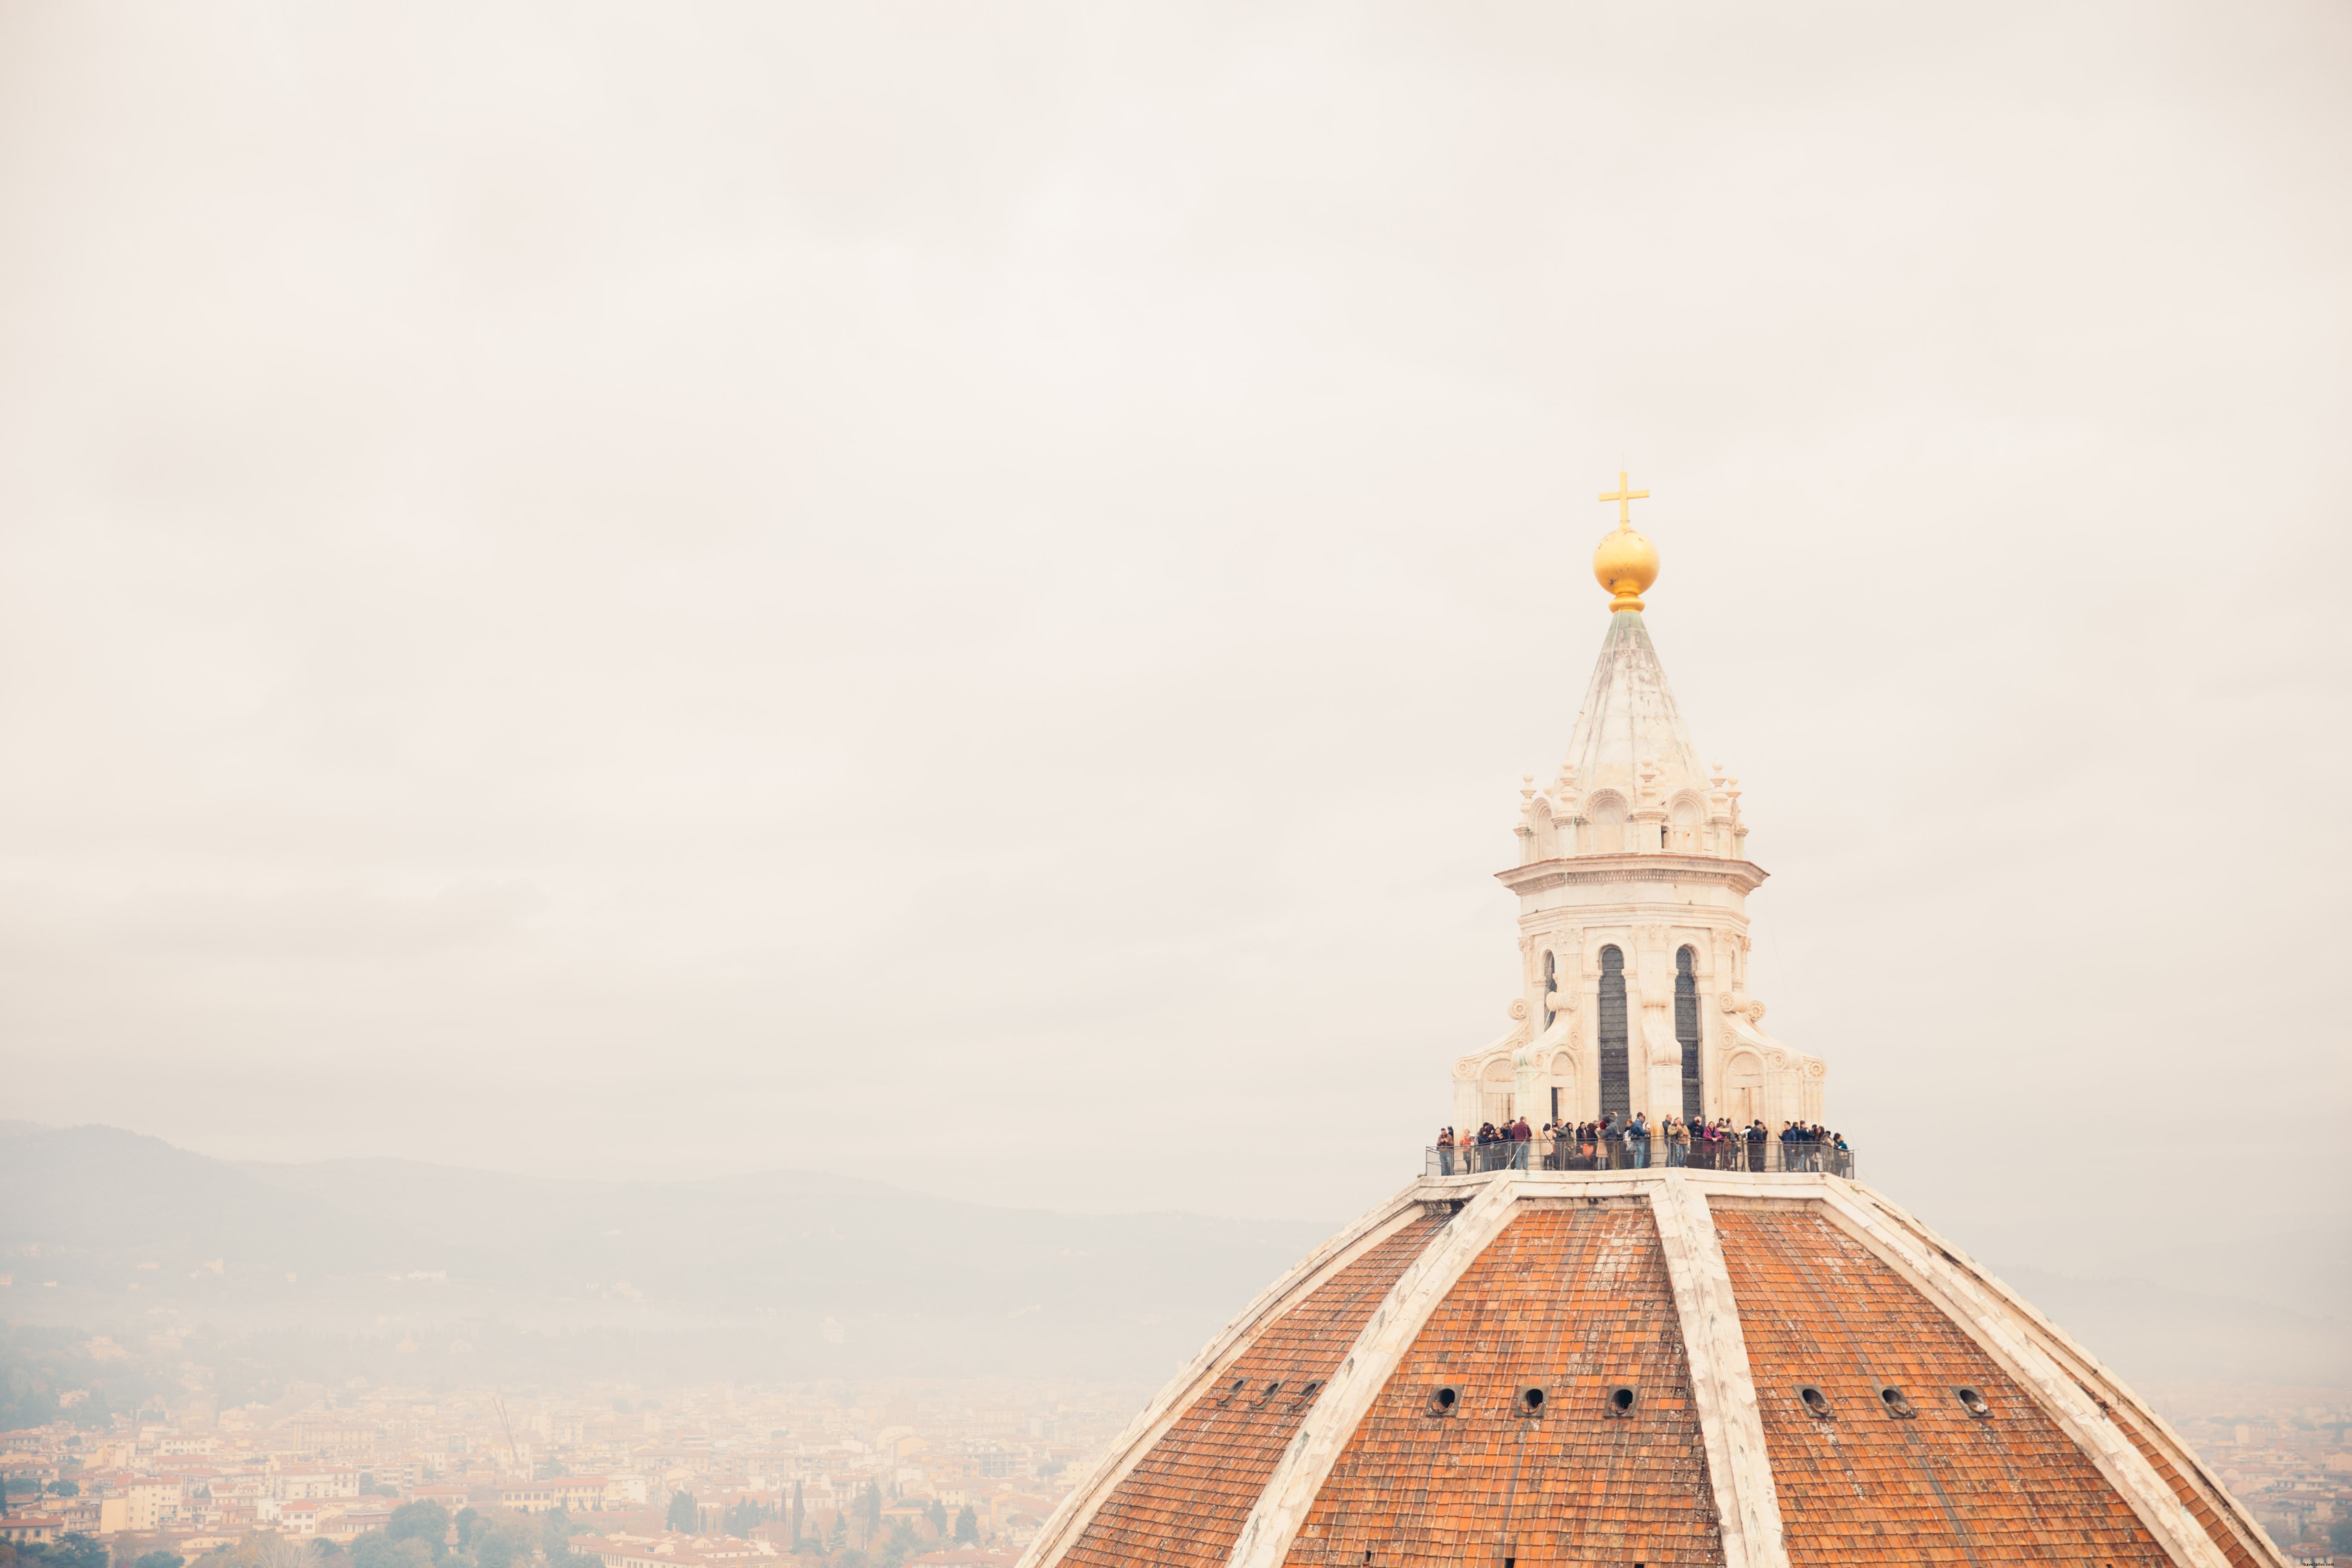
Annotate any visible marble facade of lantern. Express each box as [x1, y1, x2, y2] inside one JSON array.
[[1451, 497, 1826, 1136]]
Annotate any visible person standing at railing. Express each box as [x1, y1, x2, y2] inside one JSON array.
[[1508, 1114, 1533, 1170], [1745, 1119, 1766, 1172], [1436, 1126, 1456, 1176], [1628, 1110, 1650, 1169]]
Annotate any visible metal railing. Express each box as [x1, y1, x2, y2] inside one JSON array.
[[1428, 1135, 1853, 1179]]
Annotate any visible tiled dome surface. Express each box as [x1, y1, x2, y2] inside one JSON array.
[[1020, 1171, 2282, 1568]]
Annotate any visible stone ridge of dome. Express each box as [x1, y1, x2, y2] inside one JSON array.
[[1020, 1170, 2278, 1568]]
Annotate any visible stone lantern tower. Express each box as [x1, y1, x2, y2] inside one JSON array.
[[1452, 475, 1825, 1134]]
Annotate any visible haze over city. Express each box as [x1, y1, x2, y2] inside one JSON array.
[[1, 3, 2348, 1567]]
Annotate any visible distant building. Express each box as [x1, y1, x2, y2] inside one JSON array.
[[273, 1471, 360, 1501], [0, 1516, 64, 1546]]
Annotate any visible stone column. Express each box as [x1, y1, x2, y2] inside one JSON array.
[[1637, 928, 1681, 1118]]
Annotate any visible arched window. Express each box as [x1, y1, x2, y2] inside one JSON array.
[[1724, 1049, 1764, 1128], [1598, 945, 1629, 1119], [1588, 791, 1627, 854], [1530, 797, 1557, 860], [1541, 950, 1558, 1026], [1671, 798, 1700, 851], [1675, 946, 1703, 1120], [1480, 1057, 1516, 1128]]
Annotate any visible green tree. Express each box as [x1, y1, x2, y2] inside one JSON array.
[[26, 1536, 110, 1568], [306, 1544, 346, 1566], [540, 1508, 596, 1568], [857, 1483, 880, 1543], [665, 1492, 697, 1534], [2330, 1516, 2352, 1554], [134, 1553, 186, 1568], [386, 1501, 452, 1561], [47, 1482, 79, 1499], [952, 1506, 977, 1545], [923, 1501, 946, 1539], [465, 1510, 538, 1568], [352, 1537, 432, 1568], [876, 1521, 919, 1568]]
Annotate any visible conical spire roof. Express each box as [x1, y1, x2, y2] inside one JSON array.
[[1560, 609, 1710, 807]]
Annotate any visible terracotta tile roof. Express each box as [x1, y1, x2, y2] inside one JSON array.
[[1711, 1206, 2169, 1568], [1058, 1212, 1450, 1568], [1020, 1173, 2283, 1568], [1287, 1204, 1722, 1568], [2102, 1402, 2263, 1568]]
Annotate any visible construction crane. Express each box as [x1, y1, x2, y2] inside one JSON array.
[[493, 1396, 523, 1476]]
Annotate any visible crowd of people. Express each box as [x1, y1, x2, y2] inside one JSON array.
[[1433, 1112, 1852, 1175]]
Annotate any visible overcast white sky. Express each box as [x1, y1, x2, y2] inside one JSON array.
[[2, 2, 2346, 1265]]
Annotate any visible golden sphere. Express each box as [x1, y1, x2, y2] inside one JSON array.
[[1592, 524, 1659, 612]]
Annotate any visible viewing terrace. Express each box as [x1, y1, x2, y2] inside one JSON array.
[[1428, 1134, 1854, 1179]]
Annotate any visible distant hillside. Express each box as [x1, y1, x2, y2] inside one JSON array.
[[0, 1121, 1340, 1384], [4, 1122, 2341, 1400], [1988, 1265, 2350, 1385]]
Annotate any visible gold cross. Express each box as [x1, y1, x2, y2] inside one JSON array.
[[1598, 470, 1649, 527]]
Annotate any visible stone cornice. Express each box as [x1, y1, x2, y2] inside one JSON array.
[[1495, 852, 1770, 896]]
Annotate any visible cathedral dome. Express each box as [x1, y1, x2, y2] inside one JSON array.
[[1021, 1170, 2274, 1568], [1020, 478, 2277, 1568]]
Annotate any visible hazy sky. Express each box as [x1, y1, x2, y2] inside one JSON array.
[[2, 3, 2346, 1263]]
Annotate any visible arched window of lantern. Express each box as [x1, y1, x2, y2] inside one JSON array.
[[1530, 796, 1557, 860], [1587, 791, 1628, 854], [1597, 944, 1630, 1119], [1669, 793, 1702, 852], [1479, 1057, 1516, 1128], [1724, 1048, 1765, 1127], [1674, 946, 1703, 1121]]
